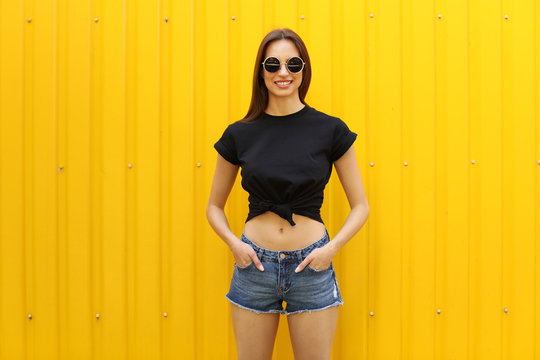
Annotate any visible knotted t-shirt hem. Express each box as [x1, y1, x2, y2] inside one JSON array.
[[245, 210, 324, 226]]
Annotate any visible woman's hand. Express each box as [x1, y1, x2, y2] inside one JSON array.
[[230, 241, 264, 271], [295, 244, 336, 272]]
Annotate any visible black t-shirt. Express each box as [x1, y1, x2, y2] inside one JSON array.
[[213, 104, 357, 226]]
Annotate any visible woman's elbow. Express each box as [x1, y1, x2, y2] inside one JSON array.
[[206, 202, 216, 217], [206, 202, 225, 218], [352, 202, 369, 216]]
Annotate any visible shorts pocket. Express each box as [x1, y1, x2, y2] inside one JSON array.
[[235, 261, 255, 270], [306, 262, 332, 273]]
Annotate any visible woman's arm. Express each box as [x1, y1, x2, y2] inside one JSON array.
[[206, 154, 264, 270], [206, 153, 241, 248], [326, 143, 370, 253], [295, 144, 369, 272]]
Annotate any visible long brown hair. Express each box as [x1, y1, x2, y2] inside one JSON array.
[[239, 28, 312, 123]]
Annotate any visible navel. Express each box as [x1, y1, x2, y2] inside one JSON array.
[[279, 228, 283, 233]]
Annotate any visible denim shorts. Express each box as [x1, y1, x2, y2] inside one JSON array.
[[225, 228, 344, 315]]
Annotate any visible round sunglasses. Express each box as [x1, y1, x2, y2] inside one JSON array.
[[261, 56, 305, 74]]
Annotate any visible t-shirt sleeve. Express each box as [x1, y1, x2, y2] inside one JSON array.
[[214, 124, 240, 165], [330, 118, 357, 162]]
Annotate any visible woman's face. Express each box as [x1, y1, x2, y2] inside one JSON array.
[[261, 39, 303, 102]]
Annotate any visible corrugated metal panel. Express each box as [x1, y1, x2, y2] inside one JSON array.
[[0, 0, 538, 359]]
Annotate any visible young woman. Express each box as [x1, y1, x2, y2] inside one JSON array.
[[206, 28, 369, 360]]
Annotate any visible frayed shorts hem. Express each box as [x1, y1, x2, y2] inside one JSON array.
[[226, 295, 344, 315], [225, 295, 284, 314], [285, 301, 344, 315]]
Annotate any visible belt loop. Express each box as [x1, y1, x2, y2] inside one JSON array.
[[257, 247, 264, 259], [295, 250, 303, 260]]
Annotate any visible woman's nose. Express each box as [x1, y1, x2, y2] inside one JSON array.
[[278, 63, 288, 75]]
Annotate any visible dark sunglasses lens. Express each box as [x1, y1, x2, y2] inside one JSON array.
[[264, 57, 280, 72], [287, 57, 303, 73]]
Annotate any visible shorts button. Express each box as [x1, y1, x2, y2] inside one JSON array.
[[279, 253, 286, 259]]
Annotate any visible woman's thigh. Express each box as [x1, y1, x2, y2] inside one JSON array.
[[230, 303, 280, 360], [287, 305, 340, 360]]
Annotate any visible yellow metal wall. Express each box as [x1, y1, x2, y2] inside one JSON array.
[[0, 0, 538, 359]]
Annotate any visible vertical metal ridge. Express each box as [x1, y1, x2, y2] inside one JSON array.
[[398, 0, 404, 355], [432, 0, 438, 358], [53, 0, 62, 355], [27, 16, 36, 350], [87, 0, 95, 357], [193, 0, 198, 351], [534, 0, 538, 356], [192, 0, 203, 355], [364, 0, 371, 357], [466, 0, 471, 357], [499, 0, 504, 357], [121, 0, 129, 357], [156, 0, 164, 357], [125, 0, 135, 357], [190, 0, 196, 356], [21, 0, 31, 355]]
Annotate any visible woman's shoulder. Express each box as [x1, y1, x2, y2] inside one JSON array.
[[227, 118, 261, 132], [219, 117, 263, 141], [302, 105, 346, 127]]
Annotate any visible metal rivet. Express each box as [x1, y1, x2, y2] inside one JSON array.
[[95, 313, 100, 319], [471, 159, 475, 164], [94, 17, 99, 23], [369, 162, 374, 167], [58, 165, 64, 172], [163, 312, 168, 317], [164, 17, 168, 23], [369, 13, 374, 18], [404, 161, 408, 166], [300, 15, 305, 20], [26, 17, 32, 23], [196, 162, 201, 167], [437, 14, 442, 19], [504, 15, 509, 19], [436, 308, 441, 314], [128, 163, 133, 168], [231, 15, 236, 20], [504, 307, 508, 313], [28, 313, 32, 319], [369, 311, 374, 316]]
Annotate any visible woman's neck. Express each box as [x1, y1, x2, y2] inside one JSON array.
[[265, 98, 304, 116]]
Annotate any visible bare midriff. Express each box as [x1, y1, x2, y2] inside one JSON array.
[[243, 211, 326, 251]]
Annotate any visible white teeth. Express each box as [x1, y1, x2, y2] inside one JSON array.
[[275, 81, 292, 85]]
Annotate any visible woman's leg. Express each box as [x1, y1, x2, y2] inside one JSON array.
[[286, 305, 339, 360], [230, 303, 280, 360]]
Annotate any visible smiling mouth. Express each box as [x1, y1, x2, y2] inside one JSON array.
[[274, 80, 293, 87]]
